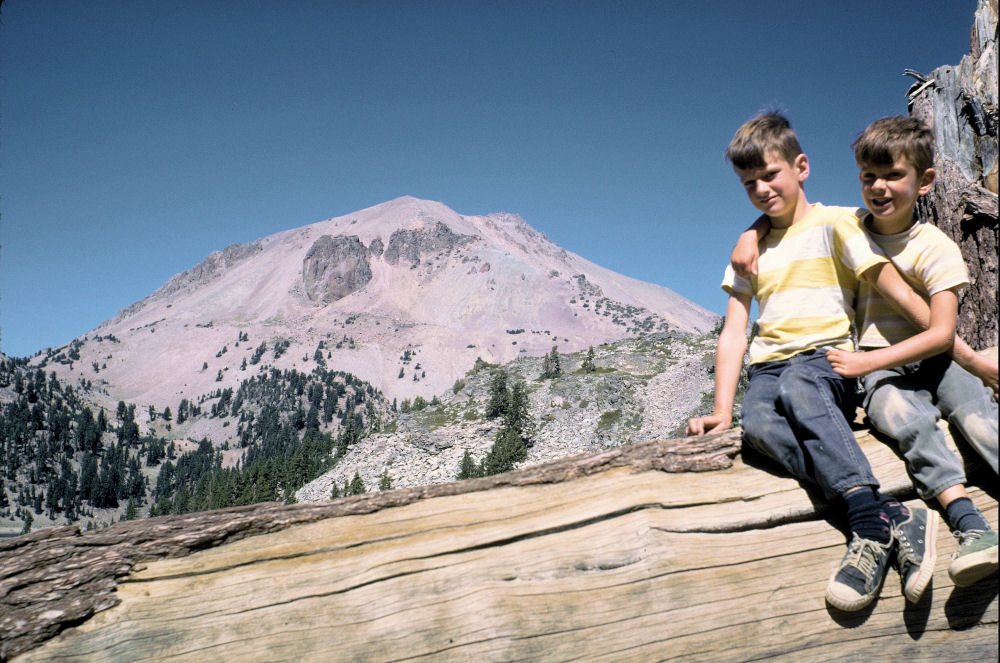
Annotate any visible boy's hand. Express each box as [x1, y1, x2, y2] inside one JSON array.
[[730, 229, 760, 278], [686, 413, 731, 436], [967, 351, 999, 400], [826, 348, 874, 378]]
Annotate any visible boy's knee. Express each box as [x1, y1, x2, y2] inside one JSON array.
[[949, 401, 999, 446], [867, 388, 935, 436], [741, 409, 766, 441]]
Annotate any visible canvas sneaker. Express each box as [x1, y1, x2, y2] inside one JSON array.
[[892, 506, 938, 603], [948, 529, 999, 587], [826, 534, 894, 612]]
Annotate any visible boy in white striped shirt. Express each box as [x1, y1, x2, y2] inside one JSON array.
[[687, 112, 945, 612], [825, 117, 998, 588]]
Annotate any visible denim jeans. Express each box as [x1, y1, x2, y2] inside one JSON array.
[[862, 353, 999, 499], [742, 349, 878, 500]]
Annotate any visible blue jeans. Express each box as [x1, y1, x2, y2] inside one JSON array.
[[862, 353, 999, 500], [742, 349, 878, 500]]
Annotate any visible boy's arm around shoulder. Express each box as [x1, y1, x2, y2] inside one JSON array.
[[730, 214, 770, 278], [687, 292, 750, 436]]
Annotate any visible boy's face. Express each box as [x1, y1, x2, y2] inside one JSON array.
[[858, 153, 934, 231], [734, 150, 809, 226]]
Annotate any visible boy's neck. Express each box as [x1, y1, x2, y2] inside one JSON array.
[[867, 207, 917, 235], [768, 193, 811, 229]]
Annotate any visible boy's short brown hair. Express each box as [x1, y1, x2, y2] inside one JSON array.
[[725, 112, 803, 170], [852, 116, 934, 173]]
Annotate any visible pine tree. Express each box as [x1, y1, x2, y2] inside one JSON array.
[[504, 379, 534, 440], [582, 346, 596, 373], [378, 470, 393, 491], [79, 453, 98, 503], [348, 472, 366, 496], [456, 449, 481, 480], [485, 370, 509, 419], [480, 428, 527, 477]]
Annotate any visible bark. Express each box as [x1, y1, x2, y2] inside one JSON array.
[[910, 0, 999, 349]]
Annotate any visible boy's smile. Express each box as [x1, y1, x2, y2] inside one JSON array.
[[859, 155, 934, 234], [734, 150, 809, 228]]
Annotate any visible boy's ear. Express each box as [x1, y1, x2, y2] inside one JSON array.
[[794, 153, 809, 182], [918, 167, 935, 195]]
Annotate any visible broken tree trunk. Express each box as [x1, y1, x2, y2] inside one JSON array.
[[910, 0, 999, 350], [2, 426, 996, 663]]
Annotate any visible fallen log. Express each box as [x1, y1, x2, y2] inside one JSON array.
[[2, 425, 996, 662]]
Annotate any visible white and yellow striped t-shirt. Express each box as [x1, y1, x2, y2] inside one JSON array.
[[855, 219, 968, 349], [722, 204, 887, 365]]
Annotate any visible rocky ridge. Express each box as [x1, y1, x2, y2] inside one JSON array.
[[297, 331, 717, 500]]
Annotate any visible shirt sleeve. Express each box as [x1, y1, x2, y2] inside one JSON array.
[[915, 227, 969, 296], [721, 264, 753, 297]]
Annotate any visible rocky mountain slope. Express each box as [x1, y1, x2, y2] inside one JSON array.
[[297, 331, 718, 499], [28, 196, 716, 442]]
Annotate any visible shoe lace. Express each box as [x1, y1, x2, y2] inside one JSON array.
[[955, 530, 985, 547], [846, 536, 885, 576]]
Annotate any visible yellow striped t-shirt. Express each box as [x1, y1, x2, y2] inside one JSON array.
[[722, 204, 887, 364], [855, 218, 968, 348]]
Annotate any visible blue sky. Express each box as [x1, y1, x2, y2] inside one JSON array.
[[0, 0, 978, 358]]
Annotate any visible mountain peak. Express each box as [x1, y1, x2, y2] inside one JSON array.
[[34, 198, 717, 444]]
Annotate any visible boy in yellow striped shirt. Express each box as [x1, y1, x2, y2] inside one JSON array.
[[824, 117, 998, 588], [688, 112, 947, 612]]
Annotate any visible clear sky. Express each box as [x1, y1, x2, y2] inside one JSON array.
[[0, 0, 979, 358]]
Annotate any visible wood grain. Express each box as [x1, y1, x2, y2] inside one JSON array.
[[4, 425, 996, 662]]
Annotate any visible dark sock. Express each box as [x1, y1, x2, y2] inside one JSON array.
[[844, 488, 891, 543], [878, 494, 911, 527], [945, 497, 991, 533]]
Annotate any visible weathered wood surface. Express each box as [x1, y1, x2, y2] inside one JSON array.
[[3, 426, 997, 663], [2, 431, 740, 661], [910, 0, 998, 349]]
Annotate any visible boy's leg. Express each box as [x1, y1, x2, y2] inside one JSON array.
[[740, 359, 816, 482], [747, 351, 900, 611], [863, 360, 992, 588], [775, 351, 879, 499], [861, 364, 967, 501], [861, 365, 952, 600], [932, 356, 999, 474], [928, 357, 999, 585], [741, 357, 879, 499]]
